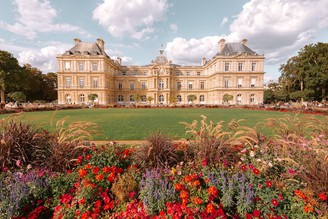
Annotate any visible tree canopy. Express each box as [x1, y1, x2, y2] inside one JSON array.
[[279, 42, 328, 101]]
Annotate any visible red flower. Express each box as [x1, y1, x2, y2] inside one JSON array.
[[271, 199, 279, 207], [102, 166, 110, 174], [174, 183, 184, 191], [318, 193, 327, 201], [85, 154, 91, 160], [78, 169, 88, 178], [92, 167, 100, 174], [241, 165, 247, 171], [253, 209, 261, 217], [79, 198, 86, 205], [95, 173, 104, 181], [60, 194, 73, 204], [253, 168, 260, 175], [266, 180, 272, 188], [202, 159, 207, 166]]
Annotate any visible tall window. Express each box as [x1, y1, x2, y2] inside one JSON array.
[[66, 94, 71, 104], [141, 95, 146, 102], [142, 82, 146, 90], [237, 78, 242, 88], [93, 78, 98, 88], [118, 82, 122, 90], [251, 78, 256, 87], [177, 95, 182, 102], [238, 63, 243, 71], [250, 94, 255, 103], [177, 81, 181, 90], [79, 62, 84, 71], [92, 63, 98, 71], [200, 81, 205, 90], [130, 82, 134, 90], [122, 72, 126, 75], [159, 95, 164, 103], [118, 95, 123, 102], [188, 82, 193, 90], [65, 77, 71, 88], [159, 80, 164, 90], [224, 79, 229, 88], [79, 78, 84, 88], [224, 63, 229, 72], [65, 62, 70, 71], [251, 63, 256, 71], [80, 94, 85, 103], [200, 95, 205, 103], [197, 72, 201, 76], [130, 95, 134, 102], [237, 94, 242, 103]]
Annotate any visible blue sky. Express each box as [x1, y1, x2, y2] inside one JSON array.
[[0, 0, 327, 83]]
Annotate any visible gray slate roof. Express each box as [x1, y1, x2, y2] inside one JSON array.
[[65, 42, 108, 56], [216, 43, 257, 56]]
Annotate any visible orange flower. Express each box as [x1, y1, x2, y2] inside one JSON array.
[[295, 190, 306, 200], [95, 173, 104, 181], [78, 169, 87, 178], [192, 180, 201, 187], [102, 166, 110, 174], [174, 183, 184, 191], [107, 172, 115, 183], [192, 197, 203, 205], [180, 190, 189, 203], [304, 204, 314, 213], [206, 203, 215, 213], [208, 186, 219, 198]]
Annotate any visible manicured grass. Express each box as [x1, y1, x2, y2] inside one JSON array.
[[0, 108, 300, 140]]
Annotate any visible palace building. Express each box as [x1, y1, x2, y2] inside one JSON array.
[[57, 38, 264, 105]]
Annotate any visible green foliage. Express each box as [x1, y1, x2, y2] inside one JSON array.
[[223, 93, 233, 103], [111, 168, 140, 201], [187, 94, 197, 103], [146, 96, 154, 105], [8, 91, 26, 102], [88, 93, 98, 103], [289, 89, 314, 101]]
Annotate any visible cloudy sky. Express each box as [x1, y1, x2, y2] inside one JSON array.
[[0, 0, 327, 82]]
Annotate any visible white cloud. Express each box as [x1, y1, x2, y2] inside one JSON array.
[[165, 36, 229, 65], [93, 0, 168, 40], [0, 0, 85, 39], [220, 17, 228, 28], [170, 23, 178, 32], [229, 0, 328, 64]]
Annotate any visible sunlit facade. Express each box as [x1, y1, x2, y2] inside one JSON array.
[[57, 38, 265, 105]]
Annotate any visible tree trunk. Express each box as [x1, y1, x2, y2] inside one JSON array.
[[0, 89, 4, 103], [300, 80, 303, 91], [322, 87, 326, 102]]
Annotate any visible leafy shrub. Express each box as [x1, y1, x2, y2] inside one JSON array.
[[133, 132, 179, 169], [111, 168, 140, 201]]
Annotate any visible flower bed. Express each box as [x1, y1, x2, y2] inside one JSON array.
[[0, 115, 327, 218]]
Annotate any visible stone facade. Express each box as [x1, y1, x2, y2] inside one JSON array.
[[57, 38, 264, 105]]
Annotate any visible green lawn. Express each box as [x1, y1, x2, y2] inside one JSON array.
[[0, 108, 298, 140]]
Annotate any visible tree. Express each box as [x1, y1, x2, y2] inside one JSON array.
[[187, 94, 197, 104], [88, 93, 98, 105], [0, 50, 24, 103], [146, 96, 154, 105], [169, 95, 177, 106], [8, 92, 26, 102], [133, 93, 141, 105], [41, 72, 57, 102], [223, 94, 233, 104], [280, 42, 328, 101]]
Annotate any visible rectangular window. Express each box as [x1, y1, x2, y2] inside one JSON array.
[[238, 63, 243, 71], [133, 72, 137, 75], [177, 81, 181, 90], [92, 63, 98, 71], [142, 81, 146, 90], [122, 71, 126, 75], [130, 82, 134, 90], [200, 81, 205, 90], [251, 78, 256, 87], [224, 63, 229, 72], [188, 82, 193, 90], [79, 78, 84, 88], [197, 72, 201, 76], [79, 62, 84, 71], [238, 78, 242, 88], [176, 72, 180, 76], [187, 72, 190, 76], [118, 82, 122, 90], [65, 77, 71, 88], [93, 78, 98, 88], [252, 63, 256, 71], [224, 79, 229, 88], [65, 62, 70, 71]]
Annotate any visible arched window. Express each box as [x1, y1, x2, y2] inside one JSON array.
[[130, 95, 135, 102], [66, 94, 71, 104], [80, 94, 85, 103], [177, 95, 182, 102], [200, 95, 205, 103], [250, 94, 255, 103], [159, 80, 164, 90], [237, 94, 242, 103], [141, 95, 146, 102], [159, 95, 164, 103], [118, 95, 123, 102]]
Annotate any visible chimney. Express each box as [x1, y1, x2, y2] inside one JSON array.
[[96, 38, 105, 51], [218, 39, 226, 53], [117, 57, 122, 65], [201, 57, 206, 66], [241, 39, 248, 46], [74, 38, 81, 45]]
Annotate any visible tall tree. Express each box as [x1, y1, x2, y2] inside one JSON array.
[[0, 50, 24, 103]]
